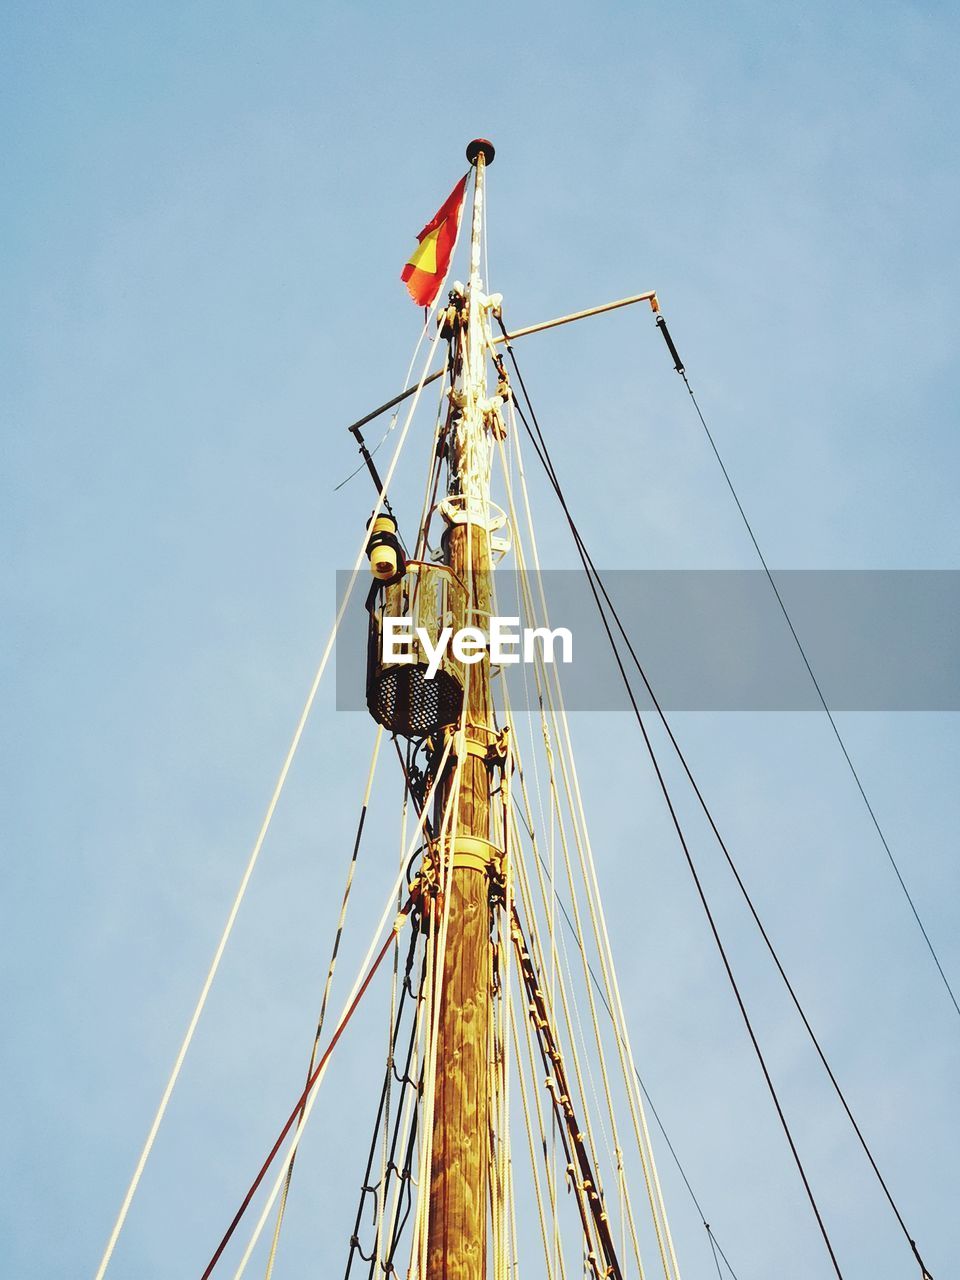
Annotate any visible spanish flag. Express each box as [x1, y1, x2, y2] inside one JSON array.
[[401, 174, 468, 308]]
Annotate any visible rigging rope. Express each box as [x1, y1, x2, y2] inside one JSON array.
[[399, 653, 474, 1280], [497, 632, 658, 1280], [504, 317, 937, 1280], [509, 983, 561, 1280], [519, 806, 741, 1280], [376, 568, 619, 1280], [94, 323, 442, 1280], [496, 640, 640, 1273], [655, 314, 960, 1029], [496, 419, 679, 1279], [342, 915, 422, 1280], [227, 735, 458, 1280], [262, 727, 384, 1279], [350, 299, 686, 1280], [498, 323, 849, 1279], [512, 911, 626, 1280], [201, 913, 408, 1279], [336, 205, 467, 497]]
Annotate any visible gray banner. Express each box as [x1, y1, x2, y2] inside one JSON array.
[[335, 570, 960, 712]]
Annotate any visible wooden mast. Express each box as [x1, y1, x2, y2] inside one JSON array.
[[427, 138, 498, 1280]]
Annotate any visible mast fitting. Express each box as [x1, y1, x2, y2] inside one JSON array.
[[466, 137, 495, 166]]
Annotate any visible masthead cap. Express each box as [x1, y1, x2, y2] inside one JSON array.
[[466, 138, 495, 167]]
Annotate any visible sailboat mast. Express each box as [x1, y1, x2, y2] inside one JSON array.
[[427, 138, 498, 1280]]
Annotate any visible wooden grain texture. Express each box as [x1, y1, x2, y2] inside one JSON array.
[[426, 864, 491, 1280], [427, 519, 493, 1280]]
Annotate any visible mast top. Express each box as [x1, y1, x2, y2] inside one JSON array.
[[466, 137, 495, 167]]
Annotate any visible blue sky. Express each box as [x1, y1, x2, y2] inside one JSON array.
[[3, 2, 958, 1277]]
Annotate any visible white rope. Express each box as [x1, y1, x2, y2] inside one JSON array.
[[409, 777, 461, 1280], [409, 694, 470, 1278], [501, 737, 607, 1260], [496, 740, 514, 1280], [494, 419, 664, 1277], [413, 364, 451, 561], [509, 477, 654, 1279], [229, 737, 455, 1279], [507, 1137, 520, 1280], [510, 997, 558, 1280], [496, 437, 622, 1174], [498, 708, 617, 1273], [507, 408, 681, 1279], [501, 728, 623, 1273], [93, 329, 441, 1280], [263, 726, 383, 1279], [338, 232, 459, 495]]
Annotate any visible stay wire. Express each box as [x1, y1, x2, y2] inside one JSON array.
[[499, 317, 935, 1279], [265, 729, 383, 1279], [674, 348, 960, 1026], [96, 308, 441, 1280], [519, 803, 741, 1280], [343, 926, 421, 1280], [200, 918, 407, 1279], [498, 324, 847, 1278], [528, 578, 845, 1278], [706, 1226, 728, 1280]]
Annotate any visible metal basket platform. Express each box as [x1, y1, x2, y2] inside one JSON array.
[[366, 561, 467, 739]]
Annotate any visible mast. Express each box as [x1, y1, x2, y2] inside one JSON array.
[[427, 137, 498, 1280]]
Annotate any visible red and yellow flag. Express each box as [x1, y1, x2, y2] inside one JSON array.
[[401, 175, 468, 308]]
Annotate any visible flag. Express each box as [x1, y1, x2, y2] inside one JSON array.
[[401, 174, 468, 308]]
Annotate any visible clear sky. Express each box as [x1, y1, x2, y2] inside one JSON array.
[[2, 2, 958, 1277]]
